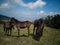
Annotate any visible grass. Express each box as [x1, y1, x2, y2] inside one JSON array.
[[0, 24, 60, 45]]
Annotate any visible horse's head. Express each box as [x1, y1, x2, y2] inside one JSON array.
[[38, 18, 43, 24], [9, 17, 17, 27], [10, 17, 18, 24], [9, 17, 18, 29]]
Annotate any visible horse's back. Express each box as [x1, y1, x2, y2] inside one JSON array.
[[16, 21, 32, 28]]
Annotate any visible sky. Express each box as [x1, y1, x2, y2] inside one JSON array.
[[0, 0, 60, 21]]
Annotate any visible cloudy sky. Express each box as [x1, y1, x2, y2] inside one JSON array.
[[0, 0, 60, 21]]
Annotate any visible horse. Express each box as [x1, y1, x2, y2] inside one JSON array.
[[3, 19, 14, 36], [33, 18, 44, 40], [10, 18, 32, 37]]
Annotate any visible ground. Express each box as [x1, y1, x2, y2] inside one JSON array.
[[0, 24, 60, 45]]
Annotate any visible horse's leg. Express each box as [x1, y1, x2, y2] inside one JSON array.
[[17, 27, 20, 37], [40, 23, 44, 36], [12, 25, 14, 30], [10, 26, 14, 36], [4, 27, 5, 32], [33, 26, 35, 36], [10, 28, 12, 36], [7, 29, 10, 35], [40, 28, 44, 36], [27, 27, 29, 36], [4, 27, 6, 35], [18, 29, 20, 37], [5, 28, 7, 35], [6, 29, 8, 35]]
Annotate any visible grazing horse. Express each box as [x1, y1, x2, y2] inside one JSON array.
[[33, 18, 44, 40], [10, 18, 32, 37], [3, 19, 14, 36]]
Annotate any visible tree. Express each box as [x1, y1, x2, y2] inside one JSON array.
[[44, 14, 60, 29], [51, 14, 60, 29]]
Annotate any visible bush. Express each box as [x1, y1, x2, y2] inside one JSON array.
[[44, 14, 60, 29]]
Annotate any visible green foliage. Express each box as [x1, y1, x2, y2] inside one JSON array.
[[44, 14, 60, 29]]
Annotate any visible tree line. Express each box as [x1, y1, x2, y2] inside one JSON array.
[[44, 14, 60, 29]]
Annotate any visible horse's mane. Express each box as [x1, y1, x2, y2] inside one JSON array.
[[10, 17, 33, 24], [10, 17, 19, 23]]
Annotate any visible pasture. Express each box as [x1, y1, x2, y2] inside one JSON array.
[[0, 24, 60, 45]]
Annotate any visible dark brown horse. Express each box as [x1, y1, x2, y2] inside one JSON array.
[[3, 19, 14, 36], [33, 18, 44, 40], [10, 18, 32, 37]]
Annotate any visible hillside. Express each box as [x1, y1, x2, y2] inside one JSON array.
[[0, 14, 11, 21]]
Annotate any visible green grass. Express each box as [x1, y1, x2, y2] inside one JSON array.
[[0, 24, 60, 45]]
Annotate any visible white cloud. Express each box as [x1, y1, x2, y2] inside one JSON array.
[[48, 12, 60, 15], [37, 10, 45, 15], [40, 10, 44, 14], [0, 0, 46, 9], [0, 0, 16, 10], [0, 3, 9, 9], [14, 0, 46, 9], [49, 12, 54, 15], [47, 12, 56, 15], [37, 11, 60, 16]]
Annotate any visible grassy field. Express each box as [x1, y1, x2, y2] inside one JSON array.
[[0, 24, 60, 45]]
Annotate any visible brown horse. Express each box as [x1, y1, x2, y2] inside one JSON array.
[[10, 18, 32, 37], [33, 18, 44, 40], [3, 20, 14, 36]]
